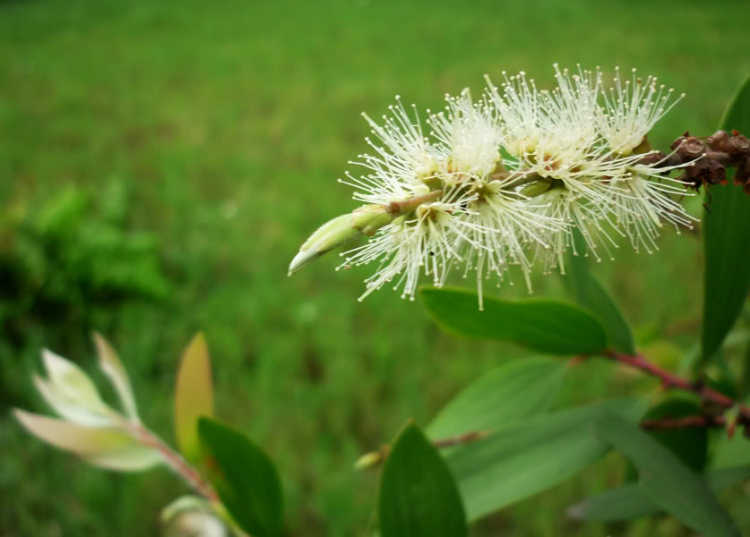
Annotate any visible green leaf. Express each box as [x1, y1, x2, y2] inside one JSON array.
[[427, 357, 565, 439], [568, 466, 750, 521], [379, 422, 467, 537], [566, 228, 635, 355], [713, 431, 750, 469], [702, 74, 750, 363], [595, 412, 740, 536], [175, 333, 214, 463], [446, 398, 645, 521], [642, 398, 708, 472], [198, 418, 283, 537], [420, 287, 607, 355]]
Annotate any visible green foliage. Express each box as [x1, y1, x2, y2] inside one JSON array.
[[595, 412, 740, 537], [569, 466, 750, 522], [642, 398, 708, 472], [702, 75, 750, 363], [566, 228, 636, 355], [378, 423, 467, 537], [446, 399, 645, 521], [420, 287, 607, 355], [198, 417, 284, 537], [427, 357, 565, 439], [3, 1, 750, 536], [0, 186, 168, 346]]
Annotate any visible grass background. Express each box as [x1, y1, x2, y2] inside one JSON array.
[[1, 0, 750, 535]]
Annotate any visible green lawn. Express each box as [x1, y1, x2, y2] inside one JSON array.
[[2, 0, 750, 535]]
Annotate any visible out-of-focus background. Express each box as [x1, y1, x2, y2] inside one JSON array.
[[1, 0, 749, 535]]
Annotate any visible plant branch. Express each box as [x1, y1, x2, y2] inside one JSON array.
[[641, 415, 727, 430], [128, 423, 218, 502], [355, 430, 489, 470], [603, 349, 750, 431], [432, 430, 491, 448]]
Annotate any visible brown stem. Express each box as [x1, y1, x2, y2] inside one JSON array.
[[603, 349, 750, 426], [387, 190, 443, 215], [432, 430, 491, 448], [641, 415, 727, 430], [355, 430, 489, 470]]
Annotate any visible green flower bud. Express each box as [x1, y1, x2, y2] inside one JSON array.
[[519, 178, 553, 198], [288, 205, 393, 275]]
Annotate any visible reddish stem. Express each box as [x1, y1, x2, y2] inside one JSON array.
[[129, 423, 218, 502], [641, 415, 727, 430], [604, 349, 750, 425], [432, 430, 490, 448]]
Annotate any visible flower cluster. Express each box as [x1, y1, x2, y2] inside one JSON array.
[[290, 66, 695, 308]]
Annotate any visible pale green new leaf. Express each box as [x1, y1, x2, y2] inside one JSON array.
[[13, 409, 162, 471], [38, 349, 115, 424], [33, 375, 115, 426], [93, 332, 139, 421]]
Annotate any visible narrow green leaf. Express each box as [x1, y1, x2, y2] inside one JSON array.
[[198, 418, 283, 537], [447, 398, 645, 521], [379, 422, 467, 537], [175, 333, 214, 463], [595, 412, 740, 536], [568, 466, 750, 521], [427, 357, 565, 439], [420, 287, 607, 355], [566, 228, 635, 355], [642, 398, 708, 472], [702, 74, 750, 363]]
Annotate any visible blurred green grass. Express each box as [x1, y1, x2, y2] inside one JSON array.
[[1, 0, 749, 535]]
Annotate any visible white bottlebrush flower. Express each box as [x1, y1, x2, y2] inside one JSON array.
[[597, 67, 684, 155], [429, 89, 504, 183], [429, 89, 564, 305], [290, 65, 696, 306], [528, 185, 621, 274], [485, 71, 542, 159], [602, 160, 696, 253], [339, 192, 483, 302], [341, 96, 442, 206]]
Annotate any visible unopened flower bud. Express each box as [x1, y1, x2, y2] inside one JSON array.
[[519, 178, 553, 198], [353, 450, 385, 470], [289, 205, 392, 275]]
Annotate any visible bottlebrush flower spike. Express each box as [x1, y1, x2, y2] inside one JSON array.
[[290, 66, 695, 307]]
